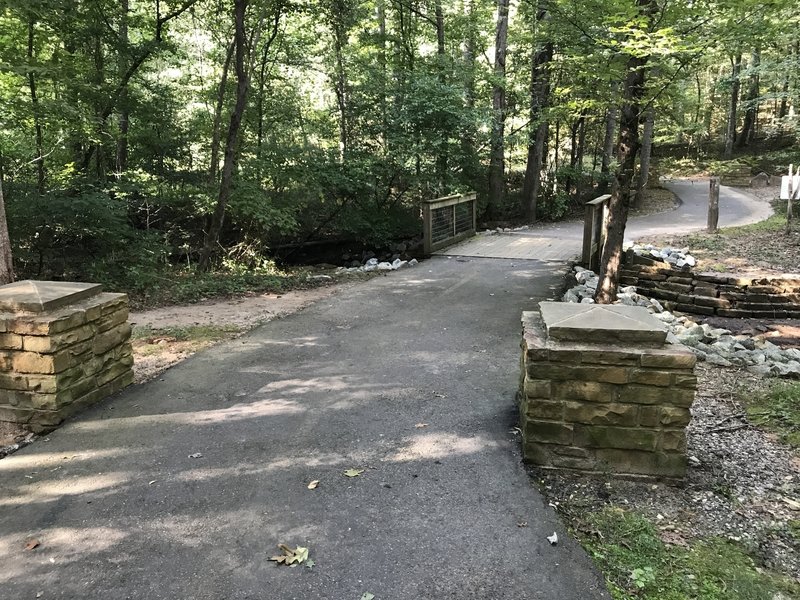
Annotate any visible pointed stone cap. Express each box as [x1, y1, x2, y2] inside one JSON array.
[[0, 280, 103, 313], [539, 301, 667, 344]]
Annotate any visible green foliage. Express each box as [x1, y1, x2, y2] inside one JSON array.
[[746, 381, 800, 448], [580, 508, 800, 600]]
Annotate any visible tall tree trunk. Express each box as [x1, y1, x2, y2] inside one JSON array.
[[521, 14, 553, 222], [703, 67, 719, 139], [595, 0, 653, 304], [778, 43, 795, 119], [377, 0, 387, 149], [723, 53, 742, 158], [633, 106, 654, 208], [0, 176, 14, 285], [487, 0, 510, 217], [737, 49, 760, 147], [27, 16, 45, 194], [116, 0, 130, 175], [210, 39, 235, 183], [199, 0, 250, 271], [434, 0, 447, 191], [460, 0, 478, 181], [599, 82, 619, 194]]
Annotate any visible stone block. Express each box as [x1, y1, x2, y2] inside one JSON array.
[[618, 384, 673, 405], [694, 296, 730, 309], [523, 399, 564, 420], [564, 401, 638, 426], [716, 308, 752, 318], [693, 286, 719, 297], [640, 351, 696, 369], [552, 380, 619, 402], [96, 358, 133, 387], [524, 420, 574, 445], [0, 373, 31, 391], [574, 425, 657, 451], [22, 324, 95, 353], [630, 369, 672, 387], [661, 407, 691, 427], [676, 303, 715, 315], [93, 322, 132, 355], [0, 333, 23, 350], [11, 351, 72, 374], [94, 309, 129, 333], [672, 373, 698, 389], [524, 378, 551, 399], [638, 406, 661, 427], [660, 430, 687, 452]]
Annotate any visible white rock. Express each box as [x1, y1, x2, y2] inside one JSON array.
[[377, 262, 394, 271], [365, 258, 379, 266], [408, 258, 419, 266], [684, 255, 696, 267], [580, 297, 595, 304]]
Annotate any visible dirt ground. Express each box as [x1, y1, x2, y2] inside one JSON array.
[[128, 285, 340, 330]]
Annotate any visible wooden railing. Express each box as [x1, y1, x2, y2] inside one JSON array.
[[581, 194, 611, 271], [421, 192, 477, 254]]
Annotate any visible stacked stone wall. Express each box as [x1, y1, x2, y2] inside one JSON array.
[[0, 293, 133, 431], [520, 312, 697, 479], [621, 262, 800, 319]]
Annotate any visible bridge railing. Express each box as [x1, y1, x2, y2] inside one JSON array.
[[421, 192, 477, 255], [581, 194, 611, 271]]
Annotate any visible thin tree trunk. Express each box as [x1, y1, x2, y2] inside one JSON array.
[[522, 36, 553, 221], [487, 0, 510, 217], [737, 49, 760, 147], [377, 0, 387, 148], [0, 176, 14, 285], [599, 82, 619, 194], [634, 106, 654, 208], [116, 0, 130, 175], [703, 67, 719, 139], [595, 0, 653, 304], [27, 16, 45, 194], [724, 54, 742, 158], [434, 0, 447, 191], [210, 39, 235, 183], [199, 0, 250, 271], [460, 0, 478, 180], [779, 43, 795, 119]]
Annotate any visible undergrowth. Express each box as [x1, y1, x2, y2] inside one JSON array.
[[746, 381, 800, 448], [579, 508, 800, 600]]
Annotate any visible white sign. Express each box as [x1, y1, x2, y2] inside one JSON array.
[[780, 175, 800, 200]]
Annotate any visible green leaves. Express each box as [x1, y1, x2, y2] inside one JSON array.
[[269, 544, 309, 566], [343, 468, 365, 478]]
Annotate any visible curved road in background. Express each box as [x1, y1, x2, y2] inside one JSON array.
[[437, 178, 774, 261]]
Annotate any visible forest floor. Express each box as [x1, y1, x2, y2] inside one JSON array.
[[534, 185, 800, 598]]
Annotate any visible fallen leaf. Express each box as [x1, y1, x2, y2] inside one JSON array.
[[659, 530, 690, 548], [344, 469, 365, 478], [188, 453, 203, 459], [361, 594, 375, 600], [547, 532, 558, 545], [148, 480, 157, 485], [517, 521, 528, 528], [24, 539, 40, 551], [269, 544, 309, 566], [305, 558, 315, 569], [307, 480, 320, 490], [414, 423, 428, 429]]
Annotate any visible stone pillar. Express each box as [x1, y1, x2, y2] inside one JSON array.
[[520, 302, 697, 479], [0, 281, 133, 432]]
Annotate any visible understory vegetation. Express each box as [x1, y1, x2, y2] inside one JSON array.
[[0, 1, 798, 295], [747, 382, 800, 448], [579, 509, 800, 600]]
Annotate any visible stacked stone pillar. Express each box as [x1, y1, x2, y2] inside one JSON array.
[[520, 302, 697, 479], [0, 281, 133, 432]]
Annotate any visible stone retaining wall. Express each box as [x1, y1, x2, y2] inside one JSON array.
[[0, 282, 133, 432], [621, 259, 800, 319], [520, 303, 697, 479]]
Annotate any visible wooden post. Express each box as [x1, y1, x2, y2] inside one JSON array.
[[788, 164, 794, 234], [708, 176, 720, 233], [422, 203, 433, 255]]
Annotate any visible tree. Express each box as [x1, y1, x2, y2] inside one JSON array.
[[487, 0, 509, 217], [595, 0, 655, 305]]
